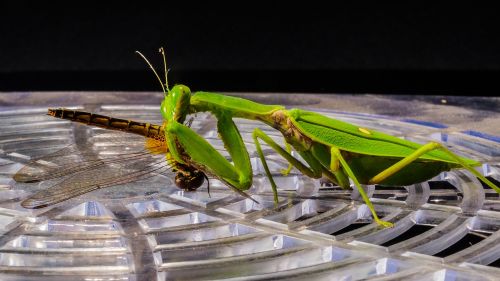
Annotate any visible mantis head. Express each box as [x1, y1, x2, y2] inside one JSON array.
[[161, 84, 192, 123]]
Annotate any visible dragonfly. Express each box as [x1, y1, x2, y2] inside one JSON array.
[[14, 108, 257, 209]]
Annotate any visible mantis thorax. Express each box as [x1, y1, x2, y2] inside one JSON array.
[[271, 109, 312, 151]]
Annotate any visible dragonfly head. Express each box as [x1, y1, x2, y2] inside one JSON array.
[[174, 166, 205, 191], [161, 84, 192, 124]]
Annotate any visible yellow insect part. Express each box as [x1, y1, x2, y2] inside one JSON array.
[[358, 127, 371, 135], [145, 138, 168, 154]]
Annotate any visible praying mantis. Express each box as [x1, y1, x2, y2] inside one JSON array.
[[16, 48, 500, 228]]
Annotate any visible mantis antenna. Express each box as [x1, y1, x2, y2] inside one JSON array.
[[135, 50, 166, 94], [159, 47, 170, 91]]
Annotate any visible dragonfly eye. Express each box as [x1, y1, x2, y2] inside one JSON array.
[[175, 170, 205, 191]]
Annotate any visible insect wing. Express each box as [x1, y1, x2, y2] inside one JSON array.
[[293, 110, 477, 164], [21, 154, 170, 208], [14, 131, 167, 182], [16, 131, 171, 208]]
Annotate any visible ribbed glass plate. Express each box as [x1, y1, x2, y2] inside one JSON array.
[[0, 92, 499, 281]]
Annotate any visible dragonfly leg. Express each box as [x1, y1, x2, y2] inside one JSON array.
[[368, 142, 500, 194], [331, 147, 394, 228], [252, 128, 323, 204]]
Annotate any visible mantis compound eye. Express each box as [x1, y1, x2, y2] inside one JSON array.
[[175, 169, 205, 191]]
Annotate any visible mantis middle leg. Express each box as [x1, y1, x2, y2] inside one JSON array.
[[281, 141, 294, 176], [252, 128, 324, 203]]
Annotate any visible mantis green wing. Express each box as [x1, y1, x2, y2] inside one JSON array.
[[290, 109, 478, 164]]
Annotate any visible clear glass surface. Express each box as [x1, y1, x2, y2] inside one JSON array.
[[0, 91, 499, 280]]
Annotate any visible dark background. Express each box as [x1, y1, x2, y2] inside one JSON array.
[[1, 3, 499, 95]]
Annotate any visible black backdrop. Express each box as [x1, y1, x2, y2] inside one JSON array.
[[1, 3, 499, 95]]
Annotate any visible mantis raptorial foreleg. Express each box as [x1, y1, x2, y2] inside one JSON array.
[[330, 147, 394, 228], [166, 115, 255, 200], [252, 128, 323, 203], [368, 142, 500, 193]]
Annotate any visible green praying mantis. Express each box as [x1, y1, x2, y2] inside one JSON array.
[[17, 48, 500, 228]]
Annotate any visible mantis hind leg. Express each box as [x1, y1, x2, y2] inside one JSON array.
[[252, 128, 323, 204], [331, 147, 394, 228], [368, 142, 500, 194]]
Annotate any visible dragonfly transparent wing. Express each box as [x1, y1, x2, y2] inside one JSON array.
[[15, 131, 173, 208], [14, 145, 168, 183], [21, 156, 172, 208]]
